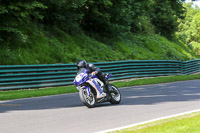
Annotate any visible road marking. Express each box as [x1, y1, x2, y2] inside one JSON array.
[[0, 104, 21, 106], [96, 109, 200, 133]]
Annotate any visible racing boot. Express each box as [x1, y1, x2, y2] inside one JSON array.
[[105, 84, 114, 93], [103, 79, 114, 93], [98, 72, 113, 93]]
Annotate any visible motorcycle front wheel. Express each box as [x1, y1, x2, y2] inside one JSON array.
[[109, 84, 121, 104], [79, 88, 96, 108]]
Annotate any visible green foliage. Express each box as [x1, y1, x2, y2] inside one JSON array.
[[130, 0, 185, 37], [0, 0, 197, 65], [80, 0, 133, 38], [0, 0, 46, 42], [0, 0, 186, 40], [0, 23, 197, 65], [176, 3, 200, 55], [41, 0, 86, 33], [149, 0, 185, 38], [131, 0, 155, 34]]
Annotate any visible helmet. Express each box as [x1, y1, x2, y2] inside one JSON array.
[[77, 60, 87, 70]]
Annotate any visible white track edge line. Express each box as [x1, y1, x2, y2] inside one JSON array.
[[96, 109, 200, 133]]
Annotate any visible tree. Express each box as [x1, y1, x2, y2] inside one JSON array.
[[150, 0, 186, 38], [0, 0, 46, 42], [80, 0, 134, 38], [41, 0, 86, 33], [176, 3, 200, 54], [131, 0, 155, 34]]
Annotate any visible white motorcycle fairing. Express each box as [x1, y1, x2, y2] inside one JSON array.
[[86, 77, 104, 95]]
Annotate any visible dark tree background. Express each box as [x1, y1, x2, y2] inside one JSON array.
[[0, 0, 186, 42]]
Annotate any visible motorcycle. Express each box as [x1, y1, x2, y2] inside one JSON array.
[[73, 68, 121, 108]]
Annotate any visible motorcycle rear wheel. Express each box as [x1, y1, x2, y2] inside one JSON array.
[[109, 84, 121, 104], [79, 88, 96, 108]]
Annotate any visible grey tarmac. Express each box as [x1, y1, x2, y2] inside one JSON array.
[[0, 80, 200, 133]]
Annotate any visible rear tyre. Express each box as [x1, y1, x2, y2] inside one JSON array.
[[109, 84, 121, 104], [79, 88, 96, 108]]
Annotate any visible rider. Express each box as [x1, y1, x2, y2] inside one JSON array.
[[77, 60, 109, 99]]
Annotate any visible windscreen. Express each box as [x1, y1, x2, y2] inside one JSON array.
[[77, 68, 87, 75]]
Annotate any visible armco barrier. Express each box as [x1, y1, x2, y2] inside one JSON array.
[[0, 59, 199, 90], [182, 60, 200, 75]]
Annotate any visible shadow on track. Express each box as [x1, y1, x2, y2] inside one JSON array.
[[121, 80, 200, 105], [1, 80, 200, 113], [0, 93, 83, 113]]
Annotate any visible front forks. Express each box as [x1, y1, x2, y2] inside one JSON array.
[[85, 86, 91, 96]]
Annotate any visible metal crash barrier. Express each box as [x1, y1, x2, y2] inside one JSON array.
[[0, 59, 199, 90]]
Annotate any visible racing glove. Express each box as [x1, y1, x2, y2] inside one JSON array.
[[91, 71, 97, 76]]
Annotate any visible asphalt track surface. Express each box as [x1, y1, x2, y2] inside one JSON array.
[[0, 80, 200, 133]]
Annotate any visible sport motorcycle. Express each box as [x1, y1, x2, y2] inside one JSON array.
[[73, 68, 121, 108]]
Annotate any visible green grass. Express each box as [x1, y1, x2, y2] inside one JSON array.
[[0, 22, 198, 65], [113, 112, 200, 133], [112, 74, 200, 88], [0, 86, 77, 101], [1, 74, 200, 101]]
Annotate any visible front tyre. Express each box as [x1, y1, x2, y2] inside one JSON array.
[[79, 88, 96, 108], [109, 85, 121, 104]]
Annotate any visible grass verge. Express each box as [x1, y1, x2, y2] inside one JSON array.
[[113, 74, 200, 88], [0, 74, 200, 101], [112, 111, 200, 133]]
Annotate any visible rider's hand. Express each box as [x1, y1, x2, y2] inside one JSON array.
[[91, 71, 97, 76]]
